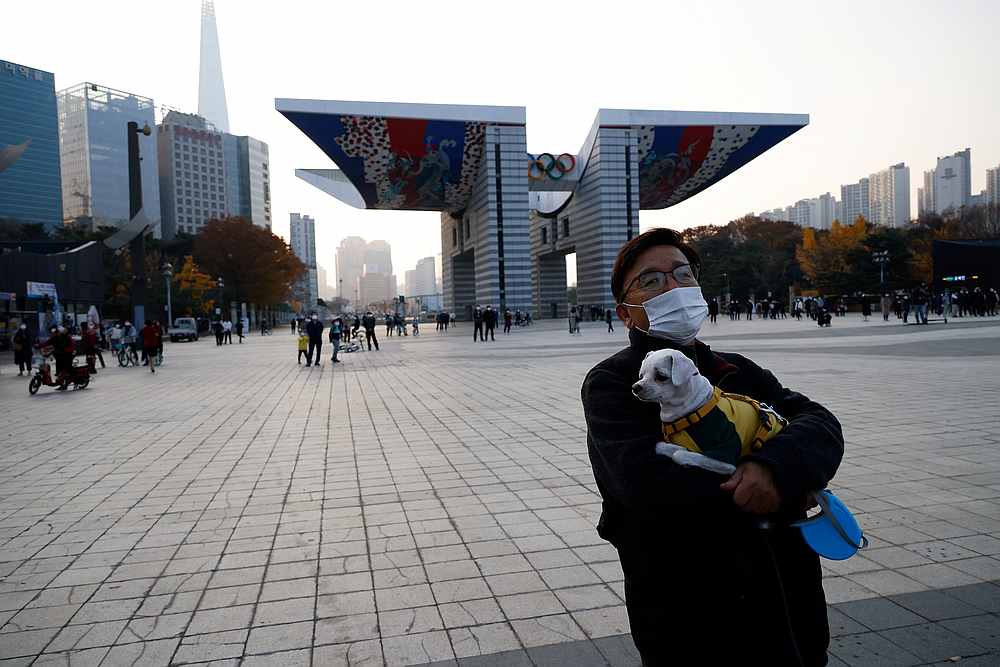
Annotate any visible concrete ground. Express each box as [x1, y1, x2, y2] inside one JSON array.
[[0, 313, 998, 666]]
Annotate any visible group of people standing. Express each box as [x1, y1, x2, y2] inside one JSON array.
[[212, 318, 247, 345]]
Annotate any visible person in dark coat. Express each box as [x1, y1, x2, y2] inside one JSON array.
[[483, 305, 497, 341], [361, 311, 379, 351], [472, 305, 484, 342], [582, 228, 843, 666], [305, 315, 324, 365], [13, 324, 32, 375]]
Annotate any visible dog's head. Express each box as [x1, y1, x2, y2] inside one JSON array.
[[632, 348, 701, 406]]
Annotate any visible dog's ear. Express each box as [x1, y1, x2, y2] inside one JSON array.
[[669, 353, 697, 386]]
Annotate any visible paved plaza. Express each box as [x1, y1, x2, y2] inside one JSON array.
[[1, 314, 999, 666]]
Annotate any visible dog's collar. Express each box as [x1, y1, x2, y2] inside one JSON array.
[[662, 387, 722, 436]]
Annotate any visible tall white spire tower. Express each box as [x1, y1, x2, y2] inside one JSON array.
[[198, 0, 230, 132]]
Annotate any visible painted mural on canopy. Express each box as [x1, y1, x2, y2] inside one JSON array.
[[635, 124, 802, 209], [280, 111, 486, 211]]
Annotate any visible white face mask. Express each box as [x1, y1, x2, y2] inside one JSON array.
[[623, 286, 708, 344]]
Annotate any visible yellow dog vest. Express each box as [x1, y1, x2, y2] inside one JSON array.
[[661, 387, 786, 465]]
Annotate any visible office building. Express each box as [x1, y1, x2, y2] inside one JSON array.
[[364, 240, 393, 275], [198, 0, 229, 133], [335, 236, 367, 305], [840, 177, 870, 224], [987, 165, 1000, 205], [868, 162, 910, 227], [358, 273, 395, 308], [157, 111, 227, 238], [289, 213, 318, 309], [57, 83, 160, 235], [0, 59, 63, 229], [222, 134, 271, 229]]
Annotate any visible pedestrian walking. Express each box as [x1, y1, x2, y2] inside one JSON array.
[[213, 319, 224, 345], [605, 308, 615, 333], [235, 319, 244, 343], [411, 315, 420, 337], [223, 319, 233, 343], [329, 317, 343, 363], [305, 315, 324, 365], [484, 306, 497, 341], [297, 331, 308, 364], [708, 297, 719, 324], [472, 305, 484, 342], [362, 311, 379, 350], [140, 320, 159, 373], [12, 323, 32, 375], [503, 309, 512, 334], [385, 314, 393, 337], [82, 322, 104, 372], [861, 299, 872, 322]]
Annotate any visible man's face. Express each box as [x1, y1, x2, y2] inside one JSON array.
[[616, 245, 693, 331]]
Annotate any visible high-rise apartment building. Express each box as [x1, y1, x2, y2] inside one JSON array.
[[840, 177, 870, 224], [927, 148, 972, 214], [57, 83, 160, 235], [813, 193, 838, 229], [987, 165, 1000, 205], [0, 59, 63, 229], [198, 0, 229, 133], [157, 111, 227, 239], [364, 240, 393, 275], [868, 163, 910, 227], [918, 170, 934, 217], [290, 213, 318, 309], [335, 236, 367, 305]]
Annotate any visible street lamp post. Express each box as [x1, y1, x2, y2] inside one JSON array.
[[215, 277, 225, 318], [873, 250, 889, 293], [162, 263, 173, 327]]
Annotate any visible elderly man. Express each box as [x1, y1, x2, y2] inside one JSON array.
[[581, 228, 843, 665]]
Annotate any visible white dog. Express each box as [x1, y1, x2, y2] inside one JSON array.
[[632, 349, 786, 476]]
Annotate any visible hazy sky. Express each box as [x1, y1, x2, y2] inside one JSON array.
[[8, 1, 998, 287]]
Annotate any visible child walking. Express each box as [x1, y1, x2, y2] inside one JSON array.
[[297, 332, 308, 364]]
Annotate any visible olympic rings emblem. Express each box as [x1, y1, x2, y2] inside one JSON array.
[[527, 153, 576, 181]]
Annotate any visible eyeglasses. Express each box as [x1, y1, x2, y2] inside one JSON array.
[[624, 263, 699, 297]]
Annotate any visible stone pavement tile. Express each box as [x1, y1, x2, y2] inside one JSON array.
[[316, 590, 376, 618], [940, 582, 1000, 614], [374, 566, 428, 590], [1, 603, 80, 632], [119, 611, 191, 644], [448, 623, 522, 660], [827, 607, 869, 637], [879, 622, 988, 662], [431, 578, 492, 604], [0, 593, 36, 613], [46, 567, 111, 588], [948, 556, 1000, 581], [526, 638, 608, 667], [425, 560, 481, 583], [847, 570, 929, 596], [264, 560, 318, 582], [484, 572, 546, 597], [498, 591, 564, 621], [173, 628, 249, 663], [835, 597, 926, 630], [907, 540, 982, 562], [382, 630, 455, 666], [241, 647, 311, 666], [94, 637, 180, 666], [538, 565, 601, 590], [888, 589, 984, 621], [439, 599, 505, 629], [592, 633, 642, 666], [135, 590, 201, 617], [379, 605, 446, 637], [209, 565, 265, 589], [70, 598, 142, 624], [32, 646, 110, 666], [252, 598, 314, 627], [828, 632, 923, 667], [318, 571, 372, 595], [186, 603, 255, 635], [311, 638, 383, 666], [555, 584, 620, 612], [0, 627, 61, 660], [246, 620, 314, 655], [896, 563, 982, 589], [200, 582, 262, 609], [941, 614, 1000, 650], [315, 613, 379, 644], [510, 614, 585, 648], [572, 605, 630, 639], [376, 583, 436, 611], [475, 555, 531, 577], [45, 620, 127, 652], [863, 546, 933, 569]]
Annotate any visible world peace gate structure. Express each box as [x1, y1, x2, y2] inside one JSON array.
[[276, 99, 807, 318]]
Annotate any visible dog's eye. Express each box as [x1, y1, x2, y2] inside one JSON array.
[[654, 371, 668, 382]]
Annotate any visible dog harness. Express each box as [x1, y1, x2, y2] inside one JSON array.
[[661, 387, 787, 465]]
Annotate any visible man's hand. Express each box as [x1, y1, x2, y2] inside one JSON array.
[[720, 461, 780, 514]]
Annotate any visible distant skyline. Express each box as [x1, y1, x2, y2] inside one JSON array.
[[6, 0, 999, 285]]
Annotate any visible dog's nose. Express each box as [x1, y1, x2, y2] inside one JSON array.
[[631, 382, 642, 395]]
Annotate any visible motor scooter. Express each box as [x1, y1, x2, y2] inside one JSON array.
[[28, 346, 90, 394]]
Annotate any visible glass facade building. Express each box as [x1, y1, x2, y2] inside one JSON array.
[[0, 60, 63, 229], [57, 83, 161, 236]]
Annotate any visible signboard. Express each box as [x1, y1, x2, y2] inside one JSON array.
[[26, 282, 57, 299]]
